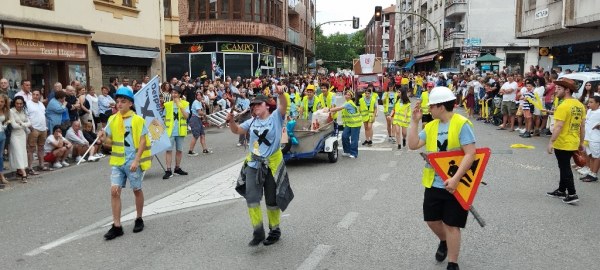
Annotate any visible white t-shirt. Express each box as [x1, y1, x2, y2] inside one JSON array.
[[26, 100, 47, 131], [86, 94, 99, 116], [519, 87, 528, 106], [44, 135, 60, 154], [501, 81, 518, 102], [585, 109, 600, 142]]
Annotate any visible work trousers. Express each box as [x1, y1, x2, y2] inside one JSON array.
[[554, 149, 576, 195]]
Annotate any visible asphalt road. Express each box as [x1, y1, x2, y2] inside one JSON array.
[[2, 95, 600, 269]]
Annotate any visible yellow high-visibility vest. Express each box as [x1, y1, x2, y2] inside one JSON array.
[[421, 113, 472, 188], [420, 91, 430, 115], [108, 114, 152, 171], [341, 100, 362, 128], [393, 102, 411, 127], [164, 100, 189, 137], [301, 96, 321, 120], [359, 96, 376, 122], [318, 92, 338, 120]]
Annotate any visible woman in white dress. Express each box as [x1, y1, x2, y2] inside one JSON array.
[[9, 96, 31, 182]]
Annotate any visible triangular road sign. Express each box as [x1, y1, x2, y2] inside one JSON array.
[[426, 147, 491, 210]]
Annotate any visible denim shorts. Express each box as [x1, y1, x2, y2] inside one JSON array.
[[111, 161, 144, 190], [169, 136, 185, 152]]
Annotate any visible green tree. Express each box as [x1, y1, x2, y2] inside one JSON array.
[[315, 27, 365, 71]]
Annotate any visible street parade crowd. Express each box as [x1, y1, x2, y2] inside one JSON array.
[[1, 63, 595, 270]]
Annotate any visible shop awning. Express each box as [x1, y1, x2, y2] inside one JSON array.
[[403, 58, 416, 69], [94, 42, 160, 59], [415, 53, 437, 63]]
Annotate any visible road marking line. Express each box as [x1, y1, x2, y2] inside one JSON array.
[[361, 189, 378, 201], [338, 147, 393, 151], [337, 212, 359, 229], [388, 160, 398, 167], [379, 173, 390, 181], [25, 158, 246, 256], [297, 244, 332, 270]]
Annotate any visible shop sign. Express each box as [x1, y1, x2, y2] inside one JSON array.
[[219, 42, 256, 53], [169, 43, 216, 53], [535, 8, 549, 20], [0, 38, 87, 60]]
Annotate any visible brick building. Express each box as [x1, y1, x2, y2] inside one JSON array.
[[167, 0, 316, 79], [365, 5, 397, 74]]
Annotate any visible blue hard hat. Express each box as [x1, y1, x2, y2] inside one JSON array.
[[115, 86, 134, 102]]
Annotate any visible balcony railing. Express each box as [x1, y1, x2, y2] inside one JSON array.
[[287, 27, 303, 47], [446, 0, 467, 8], [443, 29, 465, 41], [20, 0, 53, 10], [445, 0, 467, 17]]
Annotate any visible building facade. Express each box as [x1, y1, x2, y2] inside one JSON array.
[[169, 0, 316, 80], [365, 5, 398, 74], [0, 0, 177, 95], [396, 0, 538, 73], [516, 0, 600, 71]]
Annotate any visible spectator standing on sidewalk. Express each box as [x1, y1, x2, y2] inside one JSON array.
[[103, 87, 151, 240], [26, 89, 49, 174], [546, 78, 585, 204], [45, 90, 67, 135], [65, 86, 81, 127], [0, 94, 9, 186], [15, 80, 33, 102], [162, 87, 189, 179], [188, 90, 212, 155], [9, 96, 31, 182], [86, 87, 100, 130], [235, 89, 251, 146], [580, 96, 600, 182], [498, 75, 518, 131]]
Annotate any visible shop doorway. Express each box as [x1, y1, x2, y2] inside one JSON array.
[[505, 53, 525, 75], [30, 63, 49, 93], [224, 53, 252, 78]]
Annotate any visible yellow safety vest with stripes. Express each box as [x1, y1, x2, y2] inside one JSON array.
[[420, 91, 430, 115], [164, 100, 189, 137], [318, 92, 338, 120], [341, 100, 362, 128], [108, 114, 152, 171], [359, 96, 376, 122], [421, 113, 472, 188], [283, 92, 291, 114], [301, 96, 321, 120], [393, 102, 411, 127]]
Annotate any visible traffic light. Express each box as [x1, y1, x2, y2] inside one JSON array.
[[374, 6, 382, 21], [352, 16, 360, 29]]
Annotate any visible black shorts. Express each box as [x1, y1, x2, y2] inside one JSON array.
[[423, 187, 468, 228], [422, 114, 433, 123]]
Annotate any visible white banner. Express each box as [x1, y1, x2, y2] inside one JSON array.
[[134, 76, 172, 155], [359, 54, 375, 73]]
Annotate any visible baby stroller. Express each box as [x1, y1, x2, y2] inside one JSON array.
[[489, 96, 503, 126]]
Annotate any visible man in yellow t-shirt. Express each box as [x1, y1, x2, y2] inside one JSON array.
[[416, 73, 424, 98], [546, 78, 585, 204]]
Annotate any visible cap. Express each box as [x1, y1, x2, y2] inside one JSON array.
[[115, 87, 134, 102], [427, 87, 456, 105], [250, 95, 269, 105]]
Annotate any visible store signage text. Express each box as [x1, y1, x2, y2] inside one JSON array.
[[220, 43, 255, 53], [535, 8, 549, 20], [0, 38, 87, 60]]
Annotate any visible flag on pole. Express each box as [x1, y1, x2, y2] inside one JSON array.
[[134, 75, 172, 155]]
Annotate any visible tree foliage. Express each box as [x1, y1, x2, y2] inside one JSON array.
[[315, 27, 365, 71]]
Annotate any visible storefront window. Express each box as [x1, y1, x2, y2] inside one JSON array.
[[1, 65, 28, 98], [224, 54, 252, 78], [68, 64, 88, 87], [190, 53, 214, 80]]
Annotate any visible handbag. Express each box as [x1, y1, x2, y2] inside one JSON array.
[[573, 149, 587, 167]]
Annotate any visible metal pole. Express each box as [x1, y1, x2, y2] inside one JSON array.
[[392, 11, 442, 71]]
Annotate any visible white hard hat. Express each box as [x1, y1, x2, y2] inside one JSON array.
[[427, 86, 456, 106]]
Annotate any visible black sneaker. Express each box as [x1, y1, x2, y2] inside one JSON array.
[[263, 228, 281, 246], [174, 167, 188, 176], [447, 262, 460, 270], [162, 170, 173, 179], [397, 144, 402, 150], [104, 224, 124, 240], [248, 228, 265, 246], [133, 217, 144, 233], [362, 140, 368, 146], [546, 189, 567, 198], [402, 139, 406, 147], [188, 151, 199, 157], [435, 240, 448, 262], [522, 132, 532, 138], [581, 175, 598, 182], [562, 194, 579, 204], [367, 140, 373, 146]]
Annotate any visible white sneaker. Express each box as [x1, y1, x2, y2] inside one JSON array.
[[76, 156, 86, 163], [236, 143, 242, 147], [349, 155, 356, 159], [61, 160, 70, 167], [53, 162, 63, 169], [577, 167, 590, 175], [97, 153, 106, 158], [88, 155, 99, 162], [341, 153, 351, 157]]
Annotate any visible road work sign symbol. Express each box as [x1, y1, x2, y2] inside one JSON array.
[[426, 147, 491, 210]]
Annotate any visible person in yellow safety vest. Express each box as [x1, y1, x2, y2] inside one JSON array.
[[226, 87, 293, 247], [420, 81, 435, 128], [359, 87, 378, 146], [103, 86, 152, 240], [281, 85, 292, 116], [318, 82, 337, 121], [298, 84, 321, 120], [162, 87, 190, 179], [328, 90, 361, 158], [383, 84, 398, 142], [408, 86, 476, 270], [391, 87, 411, 149]]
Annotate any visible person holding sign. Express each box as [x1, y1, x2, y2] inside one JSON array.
[[103, 87, 152, 240], [408, 86, 476, 270]]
